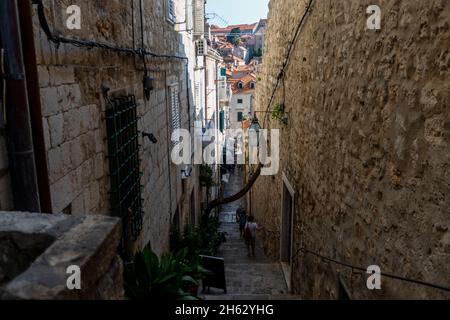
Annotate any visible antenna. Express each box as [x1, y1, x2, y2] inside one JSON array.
[[205, 12, 229, 27]]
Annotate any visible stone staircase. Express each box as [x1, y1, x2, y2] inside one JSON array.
[[201, 168, 301, 300], [202, 221, 300, 300]]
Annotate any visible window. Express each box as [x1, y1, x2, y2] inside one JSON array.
[[169, 84, 181, 147], [193, 0, 205, 36], [250, 82, 255, 89], [237, 99, 243, 104], [238, 82, 243, 89], [167, 0, 176, 23], [237, 112, 243, 122], [186, 0, 193, 31]]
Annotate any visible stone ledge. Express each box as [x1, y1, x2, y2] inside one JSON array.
[[0, 212, 122, 300]]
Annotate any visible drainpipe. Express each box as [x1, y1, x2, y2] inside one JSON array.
[[18, 0, 52, 213], [0, 0, 41, 212]]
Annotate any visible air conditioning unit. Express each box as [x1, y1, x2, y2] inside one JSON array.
[[196, 38, 207, 56]]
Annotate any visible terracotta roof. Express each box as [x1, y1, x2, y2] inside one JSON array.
[[218, 43, 234, 49], [229, 74, 257, 94], [211, 23, 258, 34]]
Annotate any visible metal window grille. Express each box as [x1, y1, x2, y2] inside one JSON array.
[[105, 94, 143, 245]]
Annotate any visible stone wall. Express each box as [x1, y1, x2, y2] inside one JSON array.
[[32, 0, 200, 255], [0, 211, 123, 300], [253, 0, 450, 299]]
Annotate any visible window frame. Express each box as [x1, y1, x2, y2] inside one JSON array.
[[167, 0, 176, 24], [169, 83, 181, 148], [237, 98, 243, 104]]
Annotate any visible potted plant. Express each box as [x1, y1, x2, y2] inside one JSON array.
[[123, 246, 206, 300]]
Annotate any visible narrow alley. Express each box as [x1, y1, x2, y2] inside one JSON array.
[[0, 0, 448, 305], [202, 167, 293, 300]]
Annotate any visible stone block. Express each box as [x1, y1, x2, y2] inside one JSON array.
[[63, 108, 82, 141], [94, 129, 105, 154], [58, 84, 82, 112], [69, 138, 84, 169], [47, 147, 64, 183], [71, 192, 85, 216], [89, 104, 100, 130], [50, 173, 73, 213], [48, 66, 75, 86], [0, 211, 122, 300], [94, 153, 105, 180], [41, 87, 62, 117], [48, 113, 64, 148], [42, 117, 51, 150], [81, 132, 96, 160], [37, 65, 50, 88]]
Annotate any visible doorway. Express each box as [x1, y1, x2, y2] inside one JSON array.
[[280, 173, 295, 292]]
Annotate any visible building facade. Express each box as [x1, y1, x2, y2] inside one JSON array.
[[0, 0, 217, 257], [229, 74, 256, 129]]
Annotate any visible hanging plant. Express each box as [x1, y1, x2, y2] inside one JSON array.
[[199, 165, 215, 188], [271, 103, 288, 124]]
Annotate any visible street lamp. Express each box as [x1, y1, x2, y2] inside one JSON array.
[[249, 116, 261, 148]]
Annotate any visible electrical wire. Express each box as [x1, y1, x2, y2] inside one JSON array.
[[33, 0, 188, 61], [252, 0, 450, 294], [293, 247, 450, 292], [139, 0, 149, 76], [261, 0, 315, 129]]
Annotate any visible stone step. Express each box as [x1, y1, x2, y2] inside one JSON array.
[[201, 294, 302, 301]]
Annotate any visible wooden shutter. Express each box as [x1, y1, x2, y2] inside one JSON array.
[[193, 0, 205, 37]]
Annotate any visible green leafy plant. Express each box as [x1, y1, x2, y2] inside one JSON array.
[[171, 217, 226, 259], [199, 165, 215, 188], [123, 246, 209, 300], [271, 103, 288, 124]]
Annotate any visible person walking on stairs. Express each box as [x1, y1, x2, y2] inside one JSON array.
[[243, 216, 263, 258], [236, 206, 247, 238]]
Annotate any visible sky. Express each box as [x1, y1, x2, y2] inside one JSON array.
[[206, 0, 270, 26]]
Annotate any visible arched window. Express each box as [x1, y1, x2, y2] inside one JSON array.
[[250, 82, 255, 89], [238, 82, 244, 89]]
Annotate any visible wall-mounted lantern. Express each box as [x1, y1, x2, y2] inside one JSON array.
[[249, 116, 262, 148]]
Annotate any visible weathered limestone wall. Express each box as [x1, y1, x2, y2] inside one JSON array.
[[254, 0, 450, 299], [0, 211, 123, 300], [32, 0, 198, 255]]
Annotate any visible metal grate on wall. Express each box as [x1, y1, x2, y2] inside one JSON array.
[[105, 94, 143, 245]]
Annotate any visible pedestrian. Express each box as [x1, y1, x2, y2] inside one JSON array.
[[236, 206, 247, 238], [243, 216, 262, 258]]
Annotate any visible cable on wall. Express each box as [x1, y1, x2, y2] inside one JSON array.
[[33, 0, 188, 61], [293, 247, 450, 292], [261, 0, 315, 129]]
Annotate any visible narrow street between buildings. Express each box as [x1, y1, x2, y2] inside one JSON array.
[[202, 167, 297, 300]]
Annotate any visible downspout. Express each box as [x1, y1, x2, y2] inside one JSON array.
[[0, 0, 40, 212], [18, 0, 52, 213], [215, 58, 220, 210]]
